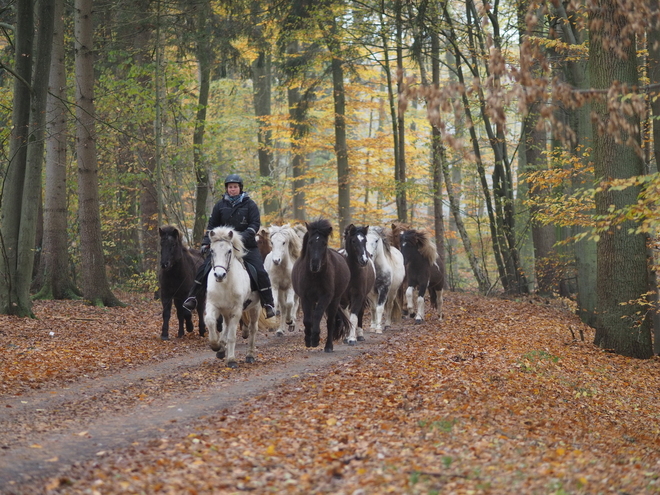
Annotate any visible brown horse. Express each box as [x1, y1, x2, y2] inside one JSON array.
[[292, 219, 351, 352], [399, 228, 445, 323], [158, 226, 206, 340], [256, 227, 272, 261]]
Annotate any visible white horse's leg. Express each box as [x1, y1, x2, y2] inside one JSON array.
[[383, 296, 394, 329], [205, 305, 222, 353], [415, 293, 425, 323], [346, 313, 358, 344], [374, 303, 384, 334], [224, 313, 241, 368], [283, 289, 296, 332], [405, 286, 415, 318], [275, 288, 286, 336], [245, 305, 260, 363]]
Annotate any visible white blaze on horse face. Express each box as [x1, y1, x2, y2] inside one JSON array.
[[357, 234, 369, 265]]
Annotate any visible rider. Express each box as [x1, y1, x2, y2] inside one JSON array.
[[183, 174, 276, 319]]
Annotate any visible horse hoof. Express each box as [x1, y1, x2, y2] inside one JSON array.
[[216, 350, 225, 359], [275, 331, 284, 337], [347, 340, 356, 346], [324, 348, 333, 353], [288, 325, 295, 332], [415, 319, 423, 325], [245, 356, 255, 364], [160, 335, 169, 341], [226, 361, 238, 369]]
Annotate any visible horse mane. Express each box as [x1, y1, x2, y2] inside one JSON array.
[[269, 224, 302, 259], [403, 229, 438, 264], [208, 226, 246, 259], [370, 226, 393, 256], [301, 218, 333, 258]]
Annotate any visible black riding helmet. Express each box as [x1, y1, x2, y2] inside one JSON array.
[[224, 173, 244, 192]]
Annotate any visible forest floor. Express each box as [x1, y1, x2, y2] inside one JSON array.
[[0, 291, 659, 494]]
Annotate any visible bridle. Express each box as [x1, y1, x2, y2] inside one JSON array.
[[211, 239, 234, 274]]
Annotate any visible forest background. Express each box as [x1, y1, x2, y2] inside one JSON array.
[[1, 0, 660, 359]]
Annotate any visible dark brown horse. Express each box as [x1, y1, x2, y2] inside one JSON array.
[[158, 226, 206, 340], [341, 224, 376, 344], [292, 219, 351, 352], [399, 228, 445, 323]]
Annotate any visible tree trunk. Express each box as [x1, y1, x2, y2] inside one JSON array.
[[647, 0, 660, 353], [252, 51, 277, 216], [0, 0, 34, 316], [332, 54, 351, 233], [35, 0, 79, 300], [287, 41, 311, 222], [429, 26, 445, 274], [20, 0, 56, 302], [395, 0, 407, 223], [192, 0, 211, 246], [589, 0, 652, 358], [378, 8, 401, 224], [75, 0, 122, 307]]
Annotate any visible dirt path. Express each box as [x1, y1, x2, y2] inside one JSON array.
[[0, 326, 396, 492]]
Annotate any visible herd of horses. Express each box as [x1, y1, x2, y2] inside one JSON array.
[[158, 219, 445, 368]]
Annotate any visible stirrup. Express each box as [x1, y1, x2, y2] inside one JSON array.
[[264, 304, 275, 319], [183, 297, 197, 312]]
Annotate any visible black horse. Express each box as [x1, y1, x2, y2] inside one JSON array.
[[292, 219, 351, 352], [341, 224, 376, 344], [399, 228, 445, 323], [158, 226, 206, 340]]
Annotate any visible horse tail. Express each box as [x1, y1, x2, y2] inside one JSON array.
[[333, 307, 351, 341]]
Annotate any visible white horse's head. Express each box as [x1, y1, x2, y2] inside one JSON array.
[[208, 227, 245, 282], [268, 224, 301, 266]]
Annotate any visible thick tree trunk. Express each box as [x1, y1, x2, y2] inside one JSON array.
[[286, 40, 310, 222], [332, 54, 351, 233], [589, 0, 652, 358], [75, 0, 122, 307], [36, 0, 79, 300], [19, 0, 56, 302], [0, 0, 34, 316]]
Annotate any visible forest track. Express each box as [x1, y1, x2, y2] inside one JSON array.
[[0, 324, 397, 492]]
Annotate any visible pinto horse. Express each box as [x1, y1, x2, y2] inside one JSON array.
[[265, 224, 302, 335], [204, 227, 261, 368], [292, 219, 351, 352], [158, 226, 206, 340], [341, 224, 376, 344], [365, 226, 405, 333], [399, 228, 445, 323]]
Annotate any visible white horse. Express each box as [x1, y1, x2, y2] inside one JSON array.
[[264, 224, 302, 336], [365, 226, 405, 333], [204, 227, 261, 368]]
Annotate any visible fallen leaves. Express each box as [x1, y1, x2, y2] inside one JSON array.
[[2, 292, 660, 494]]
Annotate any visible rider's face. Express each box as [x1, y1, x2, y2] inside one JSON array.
[[226, 183, 241, 196]]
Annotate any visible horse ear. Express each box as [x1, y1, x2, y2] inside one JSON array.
[[172, 227, 179, 238], [228, 230, 234, 239], [158, 227, 164, 235], [209, 230, 215, 239]]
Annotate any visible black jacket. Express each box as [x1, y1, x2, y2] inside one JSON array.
[[201, 192, 260, 249]]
